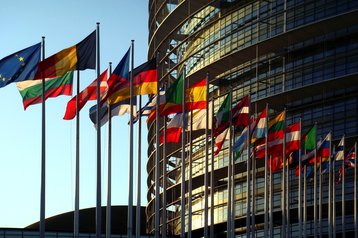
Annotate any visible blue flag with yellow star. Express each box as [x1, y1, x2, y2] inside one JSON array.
[[0, 43, 41, 88]]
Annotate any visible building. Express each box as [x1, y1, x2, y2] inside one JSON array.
[[0, 206, 151, 238], [146, 0, 358, 237]]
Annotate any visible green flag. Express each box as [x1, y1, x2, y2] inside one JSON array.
[[303, 124, 316, 151], [160, 74, 183, 115]]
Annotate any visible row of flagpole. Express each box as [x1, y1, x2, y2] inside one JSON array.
[[32, 24, 358, 238]]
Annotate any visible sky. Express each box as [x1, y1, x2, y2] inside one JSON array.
[[0, 0, 149, 228]]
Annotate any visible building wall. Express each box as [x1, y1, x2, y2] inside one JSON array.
[[147, 0, 358, 236]]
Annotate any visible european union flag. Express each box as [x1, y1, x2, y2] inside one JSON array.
[[0, 43, 41, 88]]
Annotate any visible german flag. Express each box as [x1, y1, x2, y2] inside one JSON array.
[[107, 58, 158, 105]]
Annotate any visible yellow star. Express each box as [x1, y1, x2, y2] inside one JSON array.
[[22, 63, 25, 66], [0, 74, 2, 78], [19, 57, 24, 61], [2, 77, 5, 82]]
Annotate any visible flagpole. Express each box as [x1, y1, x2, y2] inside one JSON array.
[[155, 52, 161, 238], [210, 98, 215, 238], [328, 133, 332, 238], [40, 35, 46, 238], [74, 67, 80, 238], [180, 66, 187, 238], [106, 62, 113, 238], [342, 137, 345, 238], [319, 133, 328, 238], [303, 163, 307, 238], [188, 109, 193, 238], [95, 22, 102, 238], [354, 142, 357, 238], [314, 140, 317, 238], [246, 95, 251, 238], [135, 94, 142, 238], [227, 89, 233, 238], [332, 146, 336, 238], [269, 156, 273, 238], [298, 119, 302, 237], [282, 109, 286, 237], [204, 72, 210, 238], [162, 112, 167, 238], [127, 39, 135, 238], [231, 95, 235, 238], [264, 103, 269, 238]]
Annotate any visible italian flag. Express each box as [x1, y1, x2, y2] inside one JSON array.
[[17, 71, 73, 110], [160, 75, 206, 116]]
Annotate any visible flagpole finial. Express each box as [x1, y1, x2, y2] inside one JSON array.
[[97, 22, 100, 25]]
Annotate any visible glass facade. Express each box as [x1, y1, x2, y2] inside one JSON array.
[[147, 0, 358, 237]]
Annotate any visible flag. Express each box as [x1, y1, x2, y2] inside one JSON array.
[[17, 71, 73, 110], [303, 124, 317, 151], [132, 93, 160, 124], [215, 127, 230, 155], [160, 76, 206, 116], [214, 94, 249, 137], [63, 70, 108, 120], [316, 132, 331, 164], [285, 122, 300, 154], [35, 31, 96, 79], [147, 92, 166, 123], [251, 107, 267, 144], [0, 43, 41, 88], [254, 111, 285, 158], [160, 113, 182, 144], [89, 98, 137, 128], [103, 49, 130, 104], [159, 106, 213, 144], [233, 126, 248, 157], [214, 93, 230, 137], [335, 136, 345, 161], [107, 58, 158, 105]]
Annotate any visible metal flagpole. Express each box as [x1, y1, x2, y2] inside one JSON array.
[[282, 110, 287, 237], [264, 104, 269, 238], [354, 142, 357, 238], [106, 63, 113, 238], [162, 112, 167, 238], [210, 98, 215, 238], [95, 22, 102, 238], [314, 144, 317, 238], [231, 98, 236, 238], [269, 156, 273, 238], [155, 52, 161, 238], [188, 109, 193, 238], [180, 66, 187, 238], [227, 90, 233, 238], [135, 95, 142, 238], [303, 164, 307, 238], [328, 135, 332, 238], [74, 67, 80, 238], [246, 95, 251, 238], [252, 149, 256, 238], [342, 137, 345, 238], [127, 40, 135, 238], [298, 119, 302, 237], [332, 147, 336, 238], [319, 143, 323, 238], [40, 36, 46, 238], [204, 72, 210, 238]]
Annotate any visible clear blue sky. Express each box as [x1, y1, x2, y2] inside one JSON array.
[[0, 0, 149, 228]]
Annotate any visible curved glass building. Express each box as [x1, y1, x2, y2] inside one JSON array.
[[147, 0, 358, 237]]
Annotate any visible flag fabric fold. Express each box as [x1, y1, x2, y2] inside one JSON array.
[[103, 49, 130, 105], [0, 43, 41, 88], [35, 31, 96, 79], [215, 127, 230, 155], [17, 71, 74, 110], [63, 69, 108, 120], [107, 58, 158, 105], [160, 76, 206, 116], [89, 98, 137, 128]]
